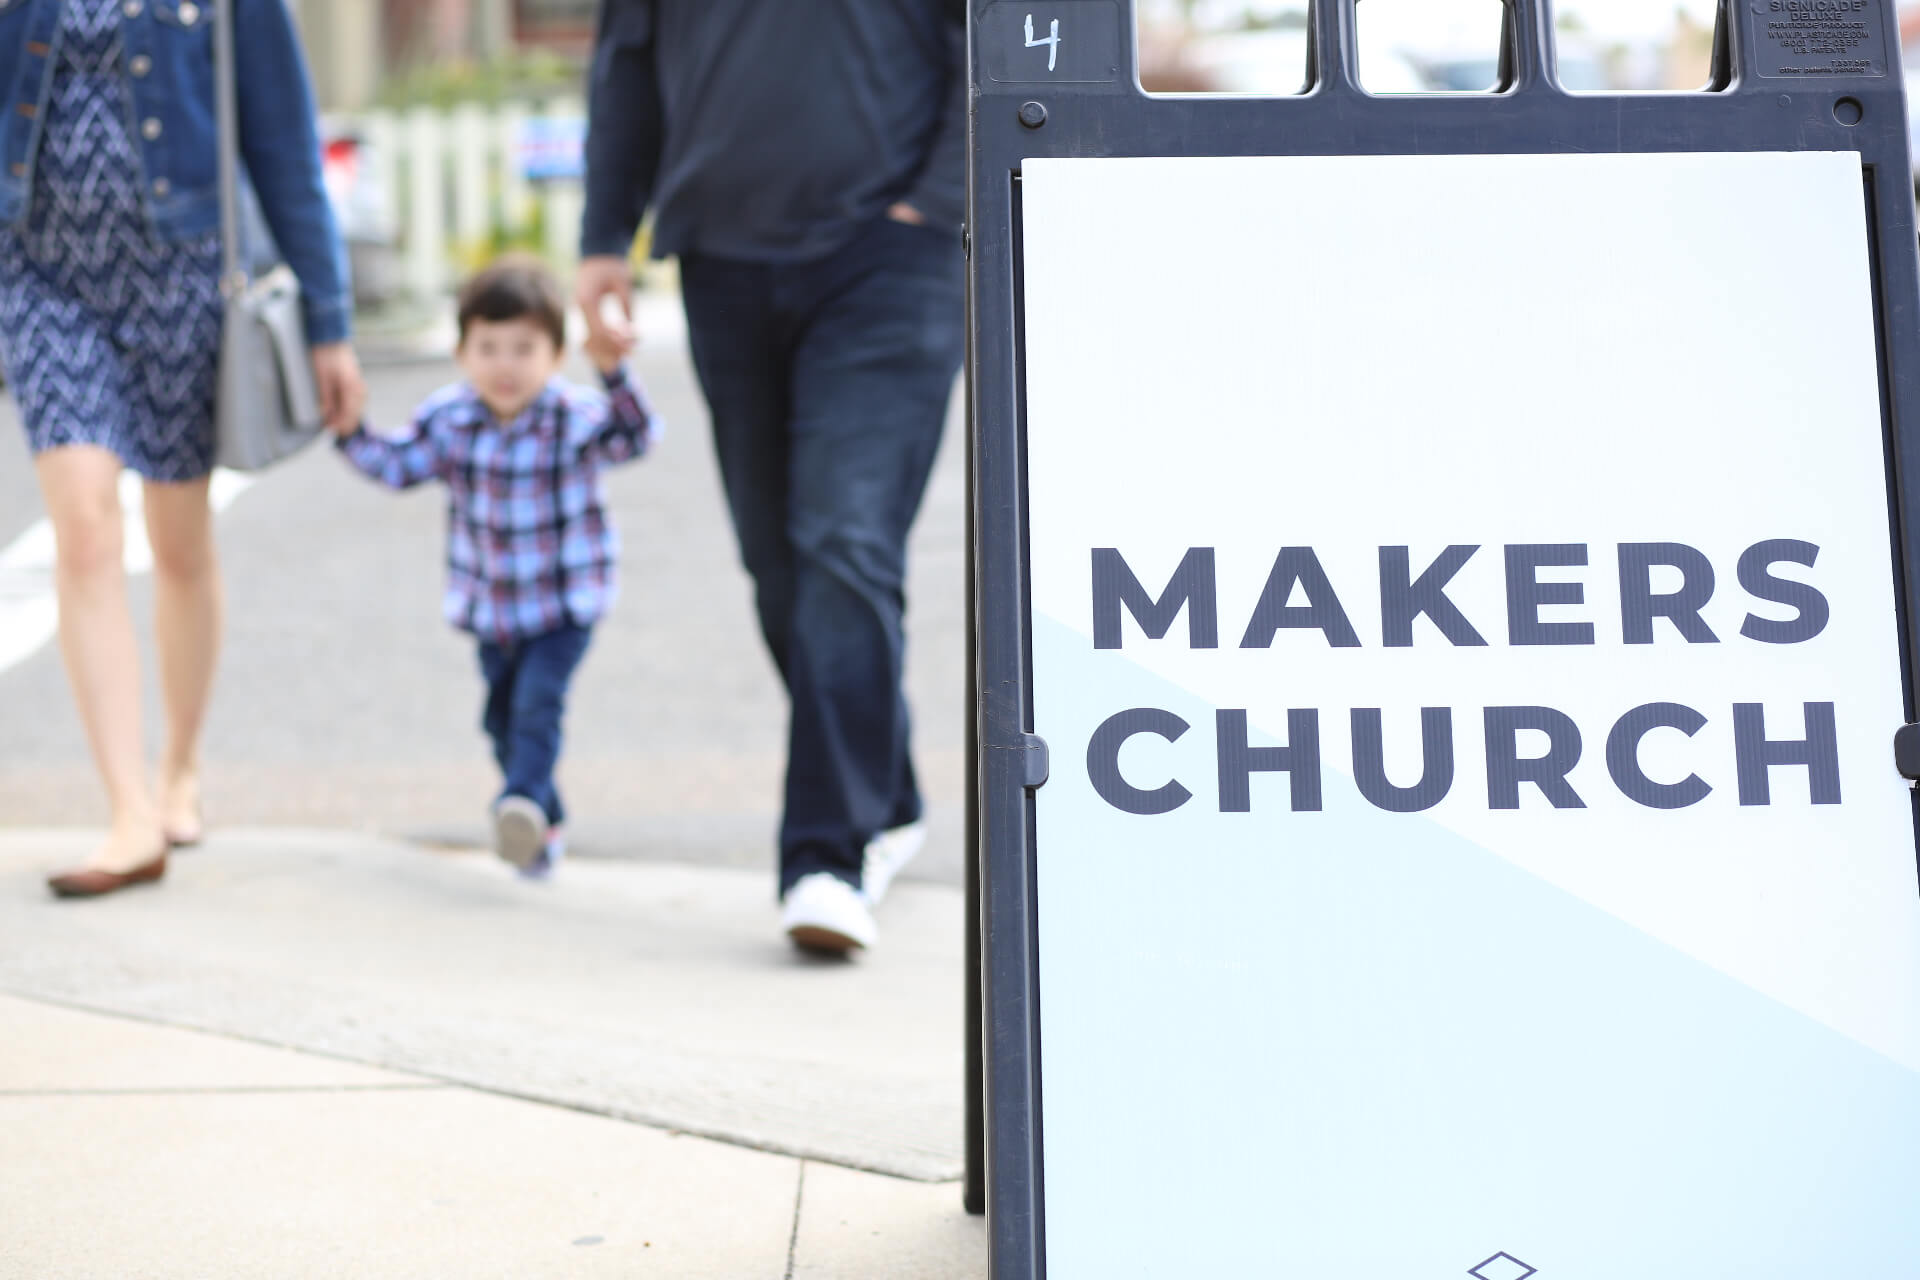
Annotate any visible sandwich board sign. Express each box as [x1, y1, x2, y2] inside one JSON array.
[[965, 1, 1920, 1276]]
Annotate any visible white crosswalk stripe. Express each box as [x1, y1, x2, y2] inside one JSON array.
[[0, 469, 254, 677]]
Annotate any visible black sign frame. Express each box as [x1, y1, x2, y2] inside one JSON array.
[[963, 1, 1920, 1275]]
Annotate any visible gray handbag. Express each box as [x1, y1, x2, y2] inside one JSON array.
[[212, 0, 323, 471]]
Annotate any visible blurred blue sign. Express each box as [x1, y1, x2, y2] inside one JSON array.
[[518, 117, 586, 182]]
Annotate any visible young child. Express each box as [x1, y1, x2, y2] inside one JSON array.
[[331, 256, 660, 878]]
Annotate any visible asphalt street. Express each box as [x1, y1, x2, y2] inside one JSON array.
[[0, 308, 970, 891]]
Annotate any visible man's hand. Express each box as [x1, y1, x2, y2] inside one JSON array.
[[576, 255, 637, 355], [311, 342, 366, 437], [584, 325, 635, 377], [886, 202, 926, 226]]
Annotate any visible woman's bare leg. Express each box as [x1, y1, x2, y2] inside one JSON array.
[[145, 474, 220, 843], [35, 446, 163, 870]]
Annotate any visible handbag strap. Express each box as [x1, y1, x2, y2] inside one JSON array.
[[213, 0, 245, 293]]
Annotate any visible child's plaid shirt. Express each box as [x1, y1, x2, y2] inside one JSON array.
[[337, 367, 660, 643]]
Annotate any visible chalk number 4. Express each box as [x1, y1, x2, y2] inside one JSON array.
[[1025, 13, 1061, 72]]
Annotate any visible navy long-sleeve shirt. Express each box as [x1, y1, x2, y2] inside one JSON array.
[[581, 0, 966, 265]]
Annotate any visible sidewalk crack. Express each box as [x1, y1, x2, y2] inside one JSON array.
[[783, 1159, 807, 1280]]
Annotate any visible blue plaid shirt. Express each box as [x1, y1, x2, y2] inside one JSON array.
[[338, 367, 660, 642]]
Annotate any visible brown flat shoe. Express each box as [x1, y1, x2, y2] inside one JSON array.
[[47, 853, 168, 900]]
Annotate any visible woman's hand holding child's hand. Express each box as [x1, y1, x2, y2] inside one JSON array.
[[312, 342, 367, 437]]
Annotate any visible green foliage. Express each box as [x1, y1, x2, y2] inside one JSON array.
[[378, 50, 583, 111], [1252, 8, 1308, 32]]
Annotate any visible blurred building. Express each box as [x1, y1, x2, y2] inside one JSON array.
[[295, 0, 597, 110]]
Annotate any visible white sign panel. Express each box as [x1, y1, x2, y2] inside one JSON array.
[[1022, 152, 1920, 1277]]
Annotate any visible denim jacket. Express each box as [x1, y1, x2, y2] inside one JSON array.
[[0, 0, 351, 344]]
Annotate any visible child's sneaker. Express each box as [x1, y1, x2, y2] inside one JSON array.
[[492, 795, 548, 871], [518, 825, 566, 882]]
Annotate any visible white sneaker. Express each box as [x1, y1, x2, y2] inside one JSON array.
[[861, 819, 928, 908], [492, 795, 547, 871], [518, 824, 566, 882], [782, 872, 877, 954]]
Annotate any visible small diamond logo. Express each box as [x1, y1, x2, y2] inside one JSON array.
[[1468, 1254, 1537, 1280]]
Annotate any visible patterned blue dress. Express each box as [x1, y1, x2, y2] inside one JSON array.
[[0, 0, 225, 483]]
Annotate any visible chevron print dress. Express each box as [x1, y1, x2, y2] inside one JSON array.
[[0, 0, 225, 482]]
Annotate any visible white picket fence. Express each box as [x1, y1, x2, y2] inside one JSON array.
[[338, 99, 589, 303]]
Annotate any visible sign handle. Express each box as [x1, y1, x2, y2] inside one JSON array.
[[1304, 0, 1360, 96]]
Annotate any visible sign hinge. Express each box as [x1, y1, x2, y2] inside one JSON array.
[[1895, 724, 1920, 781], [1021, 734, 1051, 790]]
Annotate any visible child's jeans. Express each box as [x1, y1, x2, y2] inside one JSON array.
[[476, 624, 594, 826]]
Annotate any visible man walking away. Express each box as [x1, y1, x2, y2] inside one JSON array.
[[577, 0, 965, 955]]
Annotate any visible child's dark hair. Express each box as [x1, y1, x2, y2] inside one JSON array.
[[456, 255, 567, 350]]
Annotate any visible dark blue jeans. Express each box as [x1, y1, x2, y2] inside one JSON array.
[[681, 216, 965, 894], [476, 624, 594, 826]]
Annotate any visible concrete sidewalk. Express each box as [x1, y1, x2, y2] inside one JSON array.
[[0, 996, 983, 1278], [0, 830, 985, 1278]]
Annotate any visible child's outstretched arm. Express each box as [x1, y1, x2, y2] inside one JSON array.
[[334, 406, 446, 490], [578, 363, 663, 467]]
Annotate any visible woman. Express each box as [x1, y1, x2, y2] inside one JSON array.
[[0, 0, 364, 897]]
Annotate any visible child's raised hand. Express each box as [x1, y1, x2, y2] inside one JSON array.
[[584, 326, 634, 376]]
